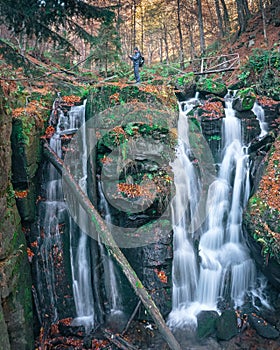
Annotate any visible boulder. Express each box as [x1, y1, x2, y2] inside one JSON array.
[[196, 310, 219, 339], [196, 78, 227, 98], [232, 87, 256, 111], [216, 310, 239, 340], [249, 314, 280, 339]]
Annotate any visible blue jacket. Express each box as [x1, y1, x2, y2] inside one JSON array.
[[130, 51, 141, 66]]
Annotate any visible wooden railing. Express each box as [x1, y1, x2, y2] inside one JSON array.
[[191, 53, 240, 75]]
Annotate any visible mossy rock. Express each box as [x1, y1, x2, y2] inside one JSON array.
[[197, 310, 219, 339], [196, 78, 227, 97], [233, 87, 256, 111], [86, 85, 160, 117], [216, 310, 238, 340], [175, 72, 195, 88]]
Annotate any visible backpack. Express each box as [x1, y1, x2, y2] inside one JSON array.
[[139, 55, 145, 67]]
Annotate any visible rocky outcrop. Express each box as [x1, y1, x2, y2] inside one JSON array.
[[90, 86, 177, 318], [244, 136, 280, 290], [232, 87, 256, 111], [0, 93, 34, 349]]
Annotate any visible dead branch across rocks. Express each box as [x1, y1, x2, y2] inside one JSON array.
[[103, 329, 139, 350], [43, 141, 182, 350]]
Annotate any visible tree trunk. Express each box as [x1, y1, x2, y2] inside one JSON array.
[[163, 23, 169, 64], [220, 0, 230, 33], [176, 0, 185, 69], [196, 0, 205, 55], [42, 141, 182, 350], [259, 0, 268, 45], [236, 0, 250, 33], [214, 0, 224, 37]]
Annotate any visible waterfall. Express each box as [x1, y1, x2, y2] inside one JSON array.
[[34, 99, 96, 329], [34, 102, 76, 323], [252, 102, 268, 137], [35, 148, 64, 323], [67, 100, 96, 329], [97, 181, 123, 315], [168, 99, 201, 328], [168, 93, 260, 329]]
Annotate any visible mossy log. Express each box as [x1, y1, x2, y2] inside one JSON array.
[[43, 141, 182, 350]]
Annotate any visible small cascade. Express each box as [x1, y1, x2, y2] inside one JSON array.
[[98, 181, 123, 315], [252, 102, 268, 137], [168, 98, 201, 327], [34, 120, 70, 324], [35, 149, 65, 323], [168, 92, 262, 329], [34, 99, 96, 329], [66, 100, 96, 329]]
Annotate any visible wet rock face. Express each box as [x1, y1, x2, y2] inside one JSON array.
[[0, 95, 34, 349], [244, 134, 280, 291], [11, 117, 43, 223]]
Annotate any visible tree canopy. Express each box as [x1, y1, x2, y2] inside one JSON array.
[[0, 0, 114, 49]]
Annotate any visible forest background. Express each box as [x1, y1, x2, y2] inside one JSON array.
[[0, 0, 279, 90]]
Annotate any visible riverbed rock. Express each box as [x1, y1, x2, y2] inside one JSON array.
[[197, 310, 219, 339], [232, 87, 256, 111], [196, 78, 227, 98], [249, 313, 280, 339], [216, 310, 239, 340]]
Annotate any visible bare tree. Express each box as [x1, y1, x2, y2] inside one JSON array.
[[214, 0, 225, 37], [196, 0, 206, 55], [176, 0, 185, 69], [259, 0, 268, 45], [236, 0, 251, 34]]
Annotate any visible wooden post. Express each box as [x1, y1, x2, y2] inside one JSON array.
[[43, 142, 182, 350]]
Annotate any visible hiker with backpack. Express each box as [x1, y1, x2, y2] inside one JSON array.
[[129, 47, 144, 84]]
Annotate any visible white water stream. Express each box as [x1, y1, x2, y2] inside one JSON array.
[[168, 93, 267, 329], [98, 181, 123, 315]]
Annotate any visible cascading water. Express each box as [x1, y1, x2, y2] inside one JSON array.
[[252, 101, 268, 137], [97, 181, 123, 315], [34, 99, 96, 329], [34, 137, 65, 323], [64, 100, 96, 329], [168, 92, 265, 329]]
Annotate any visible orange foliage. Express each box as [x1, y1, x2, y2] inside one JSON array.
[[258, 138, 280, 210], [0, 79, 17, 96], [12, 100, 47, 129], [139, 84, 177, 107], [154, 269, 168, 283], [117, 183, 154, 199], [43, 125, 55, 139], [109, 92, 120, 103], [100, 155, 113, 165], [62, 95, 81, 105], [257, 96, 279, 107], [15, 190, 28, 198], [26, 247, 34, 262], [201, 101, 224, 119]]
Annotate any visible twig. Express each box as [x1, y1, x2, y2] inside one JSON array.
[[122, 301, 141, 336]]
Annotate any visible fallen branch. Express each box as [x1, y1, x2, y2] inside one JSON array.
[[43, 141, 182, 350], [122, 300, 141, 336], [103, 329, 139, 350]]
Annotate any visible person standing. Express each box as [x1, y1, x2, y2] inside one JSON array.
[[129, 47, 141, 84]]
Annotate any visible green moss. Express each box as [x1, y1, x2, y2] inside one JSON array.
[[176, 72, 195, 87], [236, 87, 256, 110], [196, 78, 227, 97]]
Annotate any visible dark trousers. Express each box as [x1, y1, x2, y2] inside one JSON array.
[[133, 64, 140, 83]]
